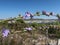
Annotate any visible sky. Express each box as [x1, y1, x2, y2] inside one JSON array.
[[0, 0, 60, 19]]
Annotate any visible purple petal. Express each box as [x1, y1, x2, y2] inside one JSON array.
[[2, 29, 10, 37]]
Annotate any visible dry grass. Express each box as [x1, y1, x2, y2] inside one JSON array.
[[0, 30, 47, 45]]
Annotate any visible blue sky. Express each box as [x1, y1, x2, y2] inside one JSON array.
[[0, 0, 60, 19]]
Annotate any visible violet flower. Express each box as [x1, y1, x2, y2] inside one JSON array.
[[2, 29, 10, 37], [25, 27, 32, 31]]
